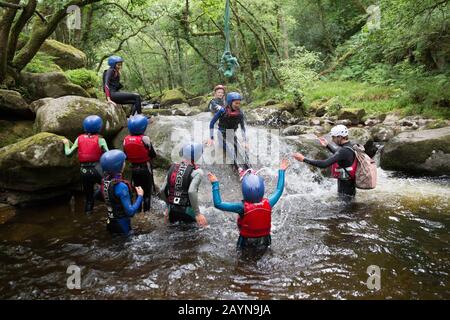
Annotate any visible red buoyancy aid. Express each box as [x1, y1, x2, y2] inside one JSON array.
[[238, 198, 272, 238], [123, 135, 150, 163], [78, 134, 102, 163], [331, 157, 358, 180]]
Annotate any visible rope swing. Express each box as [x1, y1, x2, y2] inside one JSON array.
[[219, 0, 239, 78]]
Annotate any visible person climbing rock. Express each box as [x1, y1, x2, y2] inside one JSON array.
[[292, 125, 357, 201], [62, 115, 109, 214], [208, 159, 289, 250], [207, 92, 250, 170], [208, 85, 226, 113], [159, 143, 207, 227], [100, 150, 144, 235], [103, 55, 143, 116], [123, 114, 157, 213]]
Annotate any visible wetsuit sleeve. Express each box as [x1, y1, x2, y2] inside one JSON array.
[[142, 136, 157, 158], [209, 108, 224, 139], [211, 181, 244, 214], [104, 68, 114, 98], [304, 149, 345, 168], [64, 138, 78, 156], [327, 144, 338, 154], [188, 169, 203, 215], [115, 182, 143, 217], [99, 138, 109, 152], [268, 169, 285, 207]]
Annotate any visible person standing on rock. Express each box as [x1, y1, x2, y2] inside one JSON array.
[[123, 114, 157, 213], [207, 92, 250, 171], [62, 115, 109, 214], [208, 84, 226, 113], [292, 125, 357, 200], [103, 55, 143, 116], [100, 150, 144, 235], [159, 142, 208, 227]]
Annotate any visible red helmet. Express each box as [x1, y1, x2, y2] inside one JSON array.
[[214, 84, 225, 92]]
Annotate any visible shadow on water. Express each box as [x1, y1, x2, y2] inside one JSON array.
[[0, 113, 449, 299]]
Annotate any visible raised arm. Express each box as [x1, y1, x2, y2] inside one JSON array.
[[211, 180, 244, 214], [268, 169, 286, 207], [63, 138, 78, 156], [99, 137, 109, 152], [115, 182, 143, 217]]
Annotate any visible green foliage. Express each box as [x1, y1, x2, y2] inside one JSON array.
[[65, 69, 100, 89], [24, 53, 62, 73]]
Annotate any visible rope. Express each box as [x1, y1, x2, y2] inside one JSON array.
[[219, 0, 239, 78]]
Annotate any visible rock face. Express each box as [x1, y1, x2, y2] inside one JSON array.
[[370, 124, 396, 142], [246, 107, 281, 126], [19, 72, 89, 100], [171, 103, 202, 116], [348, 127, 372, 146], [0, 89, 34, 119], [160, 89, 187, 107], [282, 125, 312, 136], [0, 120, 34, 148], [34, 96, 126, 140], [338, 108, 366, 125], [40, 39, 87, 70], [0, 132, 79, 194], [380, 127, 450, 175]]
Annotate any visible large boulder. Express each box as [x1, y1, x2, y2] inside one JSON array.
[[0, 132, 79, 193], [34, 96, 126, 141], [348, 127, 372, 146], [39, 39, 87, 70], [0, 89, 34, 119], [370, 124, 396, 142], [338, 108, 366, 125], [0, 120, 34, 148], [380, 127, 450, 175], [160, 89, 187, 107], [281, 125, 312, 136], [171, 103, 202, 116], [19, 72, 89, 100], [246, 107, 281, 126]]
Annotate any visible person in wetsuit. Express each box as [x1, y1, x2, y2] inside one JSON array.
[[208, 159, 289, 250], [100, 150, 144, 235], [159, 143, 207, 227], [123, 114, 157, 213], [208, 84, 226, 113], [63, 115, 109, 214], [292, 125, 357, 200], [103, 55, 142, 116], [207, 92, 250, 170]]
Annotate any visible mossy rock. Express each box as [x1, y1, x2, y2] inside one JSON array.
[[0, 132, 79, 192], [0, 89, 34, 119], [160, 89, 187, 107], [34, 96, 126, 141], [0, 120, 34, 148], [142, 109, 172, 117], [40, 39, 87, 70], [19, 72, 89, 101], [380, 127, 450, 175], [338, 108, 366, 125]]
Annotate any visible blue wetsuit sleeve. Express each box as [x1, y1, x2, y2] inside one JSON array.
[[268, 169, 285, 207], [115, 182, 143, 217], [209, 108, 224, 139], [211, 181, 244, 214]]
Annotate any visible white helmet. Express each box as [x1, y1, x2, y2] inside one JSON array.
[[330, 125, 349, 137]]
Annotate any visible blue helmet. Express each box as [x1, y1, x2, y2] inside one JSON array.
[[180, 142, 203, 162], [226, 92, 242, 106], [127, 114, 148, 135], [100, 150, 126, 174], [108, 55, 124, 68], [242, 174, 265, 203], [83, 115, 103, 134]]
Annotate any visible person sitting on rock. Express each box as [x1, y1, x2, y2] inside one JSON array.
[[123, 114, 157, 213], [207, 159, 289, 251], [62, 115, 109, 214], [100, 150, 144, 235], [292, 125, 357, 201], [208, 85, 226, 113], [159, 142, 208, 227], [102, 55, 143, 117]]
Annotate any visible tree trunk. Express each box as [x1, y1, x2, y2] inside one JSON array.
[[0, 0, 20, 83]]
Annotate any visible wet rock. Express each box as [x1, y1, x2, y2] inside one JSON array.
[[187, 96, 206, 107], [160, 89, 187, 107], [364, 118, 381, 127], [0, 132, 79, 192], [380, 127, 450, 175], [246, 107, 281, 126], [171, 103, 202, 116], [40, 39, 87, 70], [370, 124, 396, 142], [310, 118, 321, 126], [0, 89, 34, 119], [19, 72, 89, 100], [281, 125, 311, 136], [279, 110, 298, 125], [34, 96, 126, 140], [348, 127, 372, 146]]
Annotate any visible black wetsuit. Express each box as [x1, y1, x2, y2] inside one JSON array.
[[103, 68, 142, 116], [304, 142, 356, 200], [80, 163, 102, 213]]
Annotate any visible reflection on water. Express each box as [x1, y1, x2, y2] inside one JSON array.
[[0, 113, 449, 299]]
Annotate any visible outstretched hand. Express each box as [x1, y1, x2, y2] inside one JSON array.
[[318, 137, 328, 147], [280, 158, 290, 170], [206, 139, 214, 147], [208, 172, 218, 183], [136, 186, 144, 196], [62, 138, 69, 145], [196, 214, 208, 227], [293, 153, 305, 162]]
